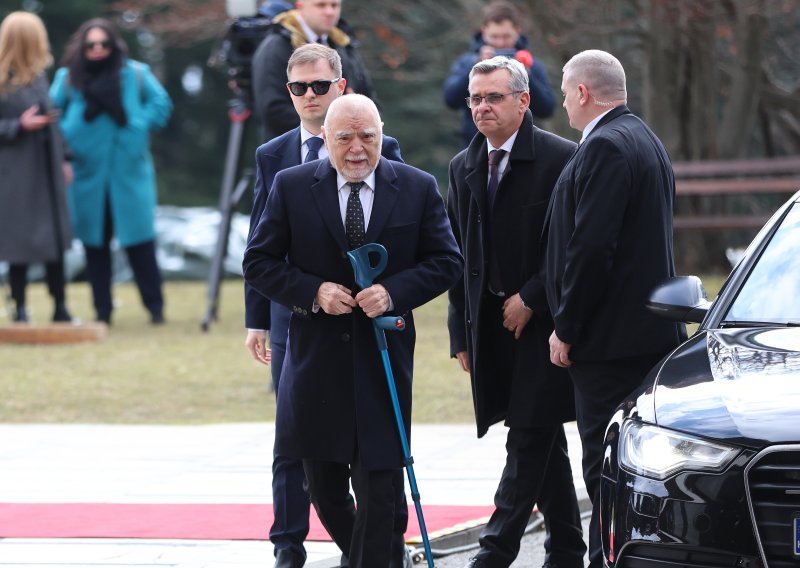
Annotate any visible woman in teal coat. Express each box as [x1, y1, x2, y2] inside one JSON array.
[[50, 18, 172, 324]]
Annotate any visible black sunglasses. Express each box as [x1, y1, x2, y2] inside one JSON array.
[[286, 79, 341, 97], [85, 40, 112, 50]]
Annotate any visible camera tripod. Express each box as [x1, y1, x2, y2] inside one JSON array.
[[200, 93, 254, 332]]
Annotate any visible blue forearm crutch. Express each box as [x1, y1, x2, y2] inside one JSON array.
[[347, 242, 435, 568]]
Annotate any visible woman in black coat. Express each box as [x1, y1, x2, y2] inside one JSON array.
[[0, 11, 73, 323]]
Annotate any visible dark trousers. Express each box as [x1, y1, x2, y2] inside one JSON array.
[[269, 302, 311, 560], [475, 425, 586, 568], [84, 201, 162, 321], [269, 304, 408, 563], [8, 261, 66, 306], [303, 459, 408, 568], [568, 355, 663, 568]]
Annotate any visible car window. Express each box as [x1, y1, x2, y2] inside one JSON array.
[[725, 203, 800, 324]]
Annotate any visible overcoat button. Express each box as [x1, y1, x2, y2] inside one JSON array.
[[341, 333, 351, 342], [471, 270, 479, 277]]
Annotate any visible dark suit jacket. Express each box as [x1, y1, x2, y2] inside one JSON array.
[[447, 111, 577, 437], [542, 106, 685, 362], [244, 130, 403, 330], [243, 157, 463, 470]]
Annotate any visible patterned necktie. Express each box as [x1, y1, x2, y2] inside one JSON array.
[[305, 137, 323, 163], [487, 149, 506, 207], [487, 149, 506, 295], [345, 182, 366, 249]]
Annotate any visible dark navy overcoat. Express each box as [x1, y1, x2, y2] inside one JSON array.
[[243, 156, 462, 470]]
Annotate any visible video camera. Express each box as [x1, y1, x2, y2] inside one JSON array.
[[209, 0, 276, 97]]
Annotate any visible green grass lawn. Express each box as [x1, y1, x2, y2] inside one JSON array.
[[0, 275, 725, 425], [0, 280, 473, 424]]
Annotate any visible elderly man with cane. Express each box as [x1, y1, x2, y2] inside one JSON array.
[[244, 94, 462, 567]]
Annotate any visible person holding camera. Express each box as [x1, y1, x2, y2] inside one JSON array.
[[251, 0, 376, 142], [443, 0, 555, 148], [0, 11, 74, 324]]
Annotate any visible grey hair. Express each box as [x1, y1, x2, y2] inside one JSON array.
[[469, 55, 529, 93], [562, 49, 627, 104], [286, 42, 342, 78]]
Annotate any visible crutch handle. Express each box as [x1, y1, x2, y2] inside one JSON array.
[[347, 243, 388, 289]]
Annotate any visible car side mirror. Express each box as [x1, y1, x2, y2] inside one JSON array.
[[647, 276, 711, 324]]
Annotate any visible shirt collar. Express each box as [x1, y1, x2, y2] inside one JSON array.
[[300, 126, 322, 146], [337, 170, 376, 192], [296, 14, 328, 44], [487, 129, 518, 157], [581, 108, 614, 143]]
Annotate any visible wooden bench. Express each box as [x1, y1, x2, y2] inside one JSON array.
[[673, 156, 800, 230]]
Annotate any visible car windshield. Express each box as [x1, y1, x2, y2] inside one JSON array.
[[724, 203, 800, 325]]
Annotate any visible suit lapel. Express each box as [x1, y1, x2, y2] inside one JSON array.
[[464, 138, 489, 215], [310, 159, 349, 251], [365, 158, 399, 243], [281, 129, 303, 169]]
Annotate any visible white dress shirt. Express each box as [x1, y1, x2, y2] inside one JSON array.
[[300, 127, 328, 162], [486, 129, 519, 184]]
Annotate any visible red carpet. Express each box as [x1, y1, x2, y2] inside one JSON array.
[[0, 503, 493, 541]]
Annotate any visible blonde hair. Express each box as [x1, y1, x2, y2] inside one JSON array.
[[0, 11, 53, 92]]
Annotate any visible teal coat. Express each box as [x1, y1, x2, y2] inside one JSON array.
[[49, 60, 172, 247]]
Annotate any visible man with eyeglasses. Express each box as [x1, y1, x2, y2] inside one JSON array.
[[446, 56, 586, 568], [244, 43, 407, 568], [244, 93, 462, 568], [251, 0, 376, 142]]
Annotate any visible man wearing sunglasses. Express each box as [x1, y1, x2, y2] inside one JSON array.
[[251, 0, 376, 142], [447, 56, 586, 568], [244, 43, 406, 568]]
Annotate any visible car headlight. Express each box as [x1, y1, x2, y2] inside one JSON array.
[[619, 420, 739, 480]]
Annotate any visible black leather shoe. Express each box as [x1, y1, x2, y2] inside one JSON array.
[[465, 557, 489, 568], [52, 303, 73, 323], [150, 311, 165, 325], [273, 548, 305, 568], [13, 306, 29, 323]]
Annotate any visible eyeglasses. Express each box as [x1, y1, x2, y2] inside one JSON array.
[[287, 79, 341, 97], [84, 40, 112, 50], [465, 91, 524, 108]]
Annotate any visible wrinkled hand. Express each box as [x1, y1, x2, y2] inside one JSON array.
[[244, 330, 271, 365], [502, 293, 533, 339], [316, 282, 357, 315], [455, 350, 470, 373], [355, 284, 390, 318], [549, 331, 573, 368], [19, 105, 55, 131]]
